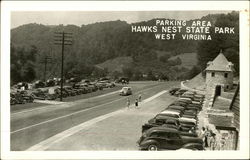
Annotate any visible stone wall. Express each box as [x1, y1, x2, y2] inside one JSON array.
[[181, 81, 206, 95], [206, 71, 233, 94]]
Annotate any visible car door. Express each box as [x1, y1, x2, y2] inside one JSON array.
[[163, 132, 183, 150], [154, 132, 170, 150]]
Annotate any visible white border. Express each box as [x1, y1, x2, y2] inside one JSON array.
[[1, 1, 249, 159]]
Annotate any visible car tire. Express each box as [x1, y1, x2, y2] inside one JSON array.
[[148, 144, 158, 151]]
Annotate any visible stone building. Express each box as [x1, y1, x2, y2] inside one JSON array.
[[205, 51, 235, 95]]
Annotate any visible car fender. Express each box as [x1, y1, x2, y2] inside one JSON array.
[[140, 139, 159, 148]]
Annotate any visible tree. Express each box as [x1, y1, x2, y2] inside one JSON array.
[[122, 67, 134, 79], [197, 11, 239, 73]]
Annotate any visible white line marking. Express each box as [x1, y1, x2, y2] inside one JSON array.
[[26, 90, 167, 151], [34, 100, 66, 105], [11, 85, 163, 134], [142, 90, 167, 103], [11, 103, 72, 116], [11, 97, 125, 134]]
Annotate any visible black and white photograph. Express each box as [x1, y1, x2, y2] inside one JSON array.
[[1, 1, 249, 160]]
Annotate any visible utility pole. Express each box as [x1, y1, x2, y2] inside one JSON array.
[[40, 55, 52, 82], [54, 31, 73, 101]]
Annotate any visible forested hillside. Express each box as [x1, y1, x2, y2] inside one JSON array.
[[10, 11, 239, 84]]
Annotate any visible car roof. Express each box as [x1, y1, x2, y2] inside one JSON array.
[[179, 117, 196, 123], [155, 114, 178, 120], [122, 87, 131, 89], [160, 110, 180, 115], [146, 126, 179, 134], [165, 109, 182, 113], [168, 105, 185, 109]]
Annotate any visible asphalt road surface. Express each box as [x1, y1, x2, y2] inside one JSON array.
[[11, 81, 179, 150]]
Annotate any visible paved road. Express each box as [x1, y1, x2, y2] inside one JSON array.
[[11, 81, 179, 150]]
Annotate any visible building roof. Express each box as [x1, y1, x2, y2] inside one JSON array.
[[205, 51, 234, 72]]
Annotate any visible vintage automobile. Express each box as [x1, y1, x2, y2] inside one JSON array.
[[179, 117, 197, 132], [180, 94, 194, 101], [54, 88, 69, 98], [117, 77, 129, 84], [159, 110, 182, 119], [19, 90, 34, 103], [178, 143, 205, 150], [119, 87, 132, 96], [142, 117, 180, 133], [31, 89, 47, 100], [166, 105, 186, 113], [169, 101, 188, 107], [174, 89, 188, 97], [187, 103, 202, 111], [106, 82, 116, 88], [179, 97, 192, 104], [34, 80, 46, 88], [64, 86, 77, 96], [10, 92, 25, 104], [182, 114, 197, 120], [88, 83, 98, 92], [46, 79, 56, 87], [137, 127, 203, 151], [169, 88, 180, 95]]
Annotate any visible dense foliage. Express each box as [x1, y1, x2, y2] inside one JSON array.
[[197, 11, 239, 74]]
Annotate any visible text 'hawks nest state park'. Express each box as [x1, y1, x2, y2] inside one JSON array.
[[131, 20, 235, 40]]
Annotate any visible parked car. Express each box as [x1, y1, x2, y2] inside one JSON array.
[[159, 110, 181, 118], [117, 77, 129, 84], [64, 86, 77, 96], [137, 127, 203, 150], [119, 87, 132, 96], [88, 84, 98, 92], [182, 114, 197, 120], [10, 92, 25, 104], [106, 82, 116, 88], [142, 118, 180, 133], [17, 82, 28, 90], [178, 143, 205, 150], [19, 90, 34, 103], [169, 88, 180, 95], [54, 88, 69, 98], [34, 80, 46, 88], [170, 101, 188, 107], [166, 105, 186, 113], [174, 89, 188, 97], [179, 117, 197, 132], [46, 79, 56, 87], [31, 89, 47, 100]]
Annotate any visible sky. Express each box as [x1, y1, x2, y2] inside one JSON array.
[[11, 11, 232, 29]]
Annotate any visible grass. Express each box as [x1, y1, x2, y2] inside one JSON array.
[[96, 56, 133, 72]]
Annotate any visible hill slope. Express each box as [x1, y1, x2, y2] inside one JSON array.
[[169, 52, 198, 69]]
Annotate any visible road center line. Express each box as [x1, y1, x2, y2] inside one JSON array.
[[26, 90, 167, 151], [11, 85, 162, 134]]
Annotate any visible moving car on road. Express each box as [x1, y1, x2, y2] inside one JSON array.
[[119, 87, 132, 96]]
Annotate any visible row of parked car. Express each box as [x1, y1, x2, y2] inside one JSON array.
[[137, 88, 205, 151], [10, 81, 116, 105]]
